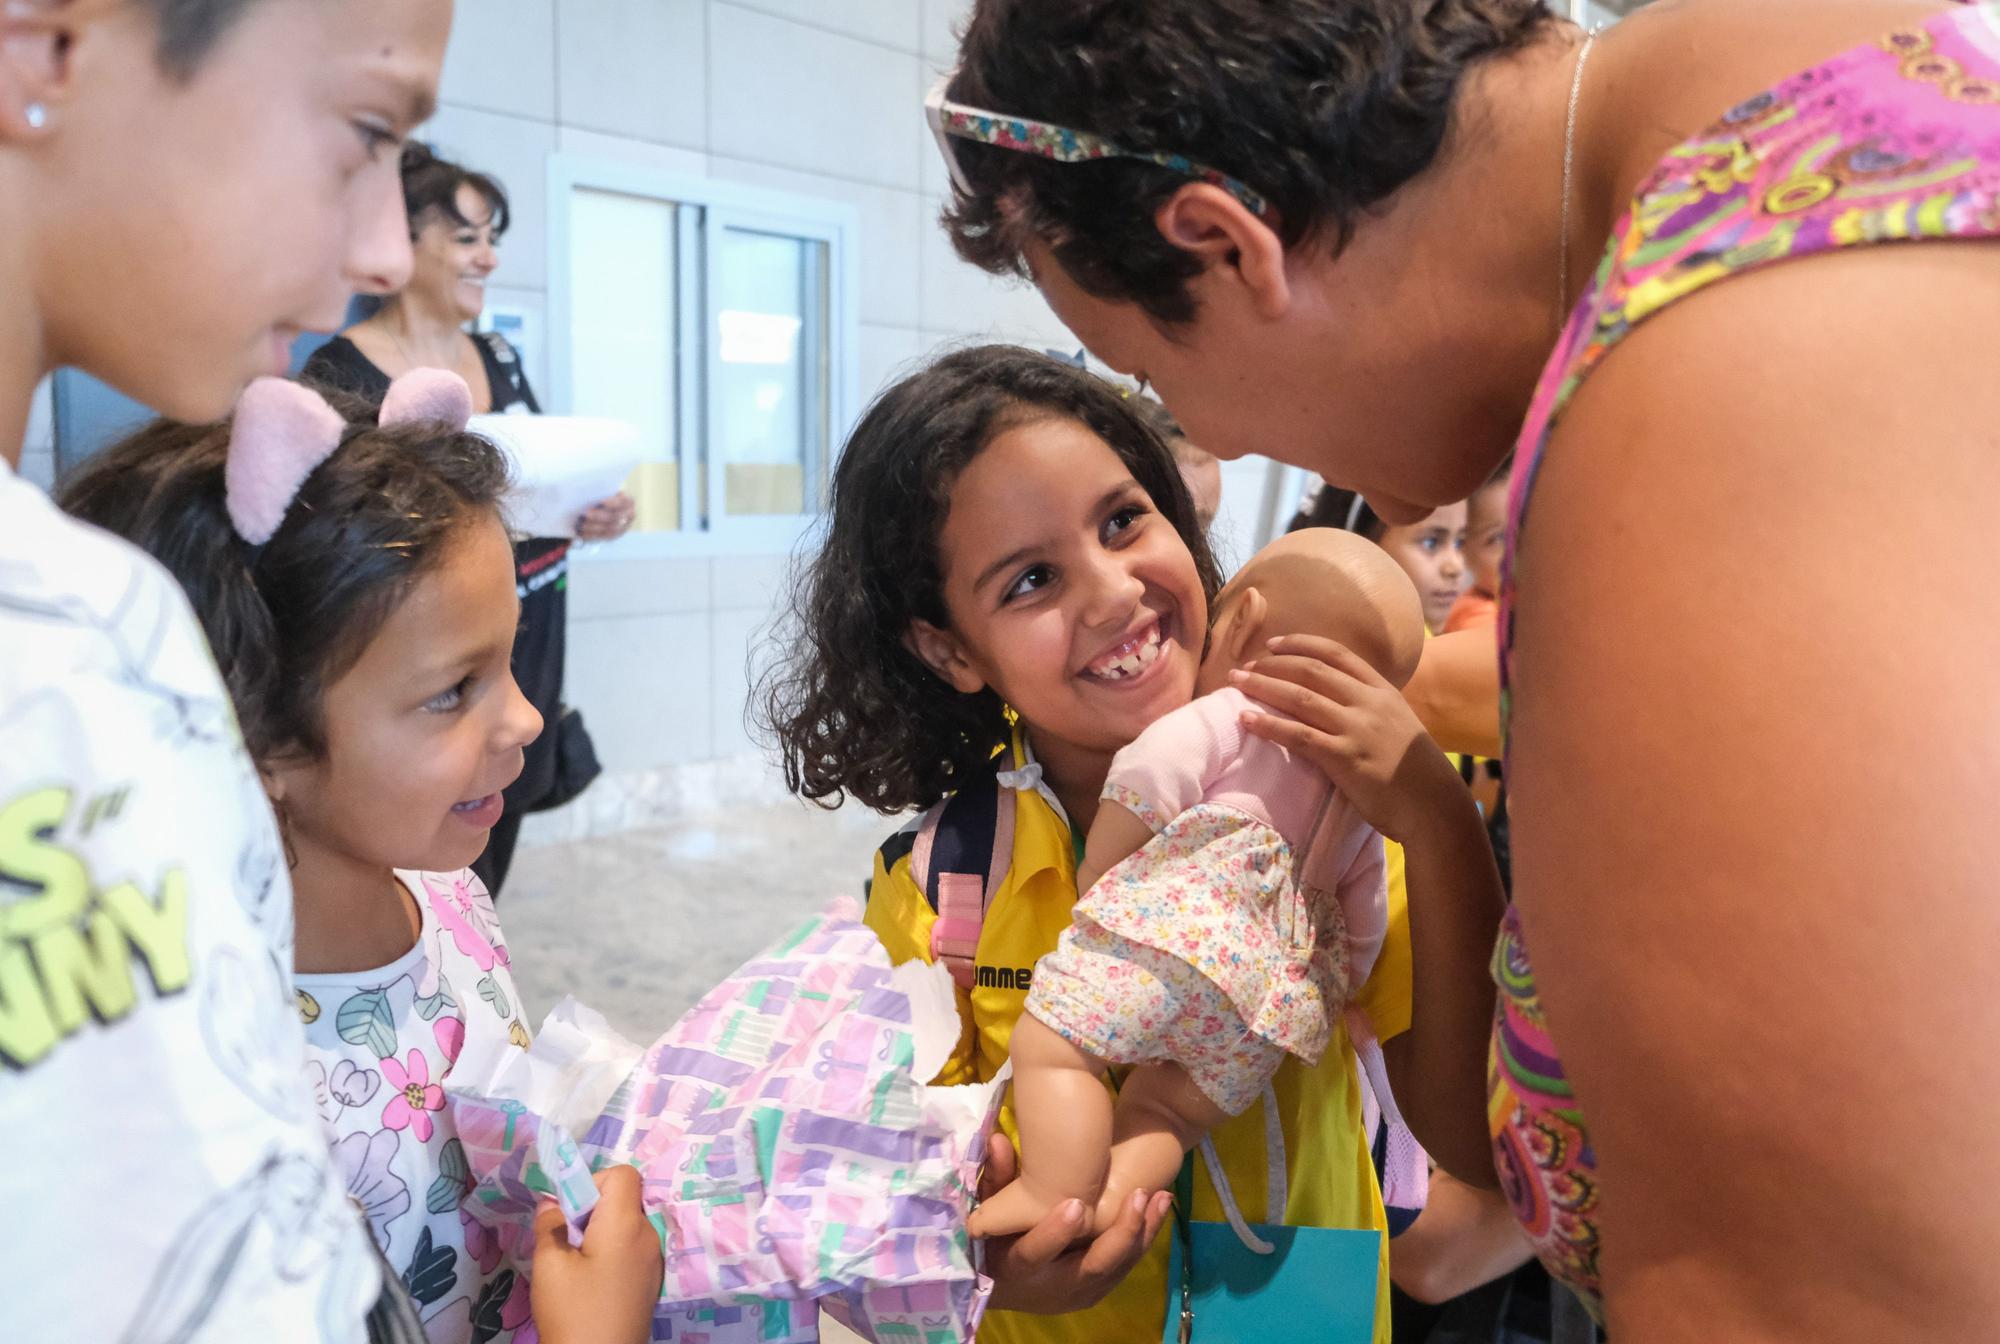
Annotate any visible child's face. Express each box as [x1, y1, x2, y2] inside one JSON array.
[[1464, 479, 1508, 600], [1375, 502, 1468, 634], [269, 516, 543, 877], [919, 416, 1206, 780], [33, 0, 450, 421]]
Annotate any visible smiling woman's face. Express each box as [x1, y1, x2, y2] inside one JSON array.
[[406, 183, 502, 324], [913, 415, 1207, 784]]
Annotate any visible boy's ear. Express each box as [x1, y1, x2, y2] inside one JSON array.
[[1216, 585, 1269, 670], [0, 0, 106, 142], [905, 620, 987, 695]]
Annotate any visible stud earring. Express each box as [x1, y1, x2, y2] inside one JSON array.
[[23, 103, 46, 130]]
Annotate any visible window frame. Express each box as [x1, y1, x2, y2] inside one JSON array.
[[546, 154, 860, 559]]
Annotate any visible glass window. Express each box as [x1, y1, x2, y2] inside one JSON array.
[[551, 158, 855, 553], [568, 188, 681, 533], [712, 228, 828, 519]]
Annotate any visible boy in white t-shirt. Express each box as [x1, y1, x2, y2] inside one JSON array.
[[0, 458, 379, 1341]]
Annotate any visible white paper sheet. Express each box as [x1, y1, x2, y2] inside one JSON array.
[[468, 412, 641, 539], [451, 995, 647, 1146]]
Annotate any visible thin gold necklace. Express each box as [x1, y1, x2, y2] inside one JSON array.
[[1559, 25, 1603, 329]]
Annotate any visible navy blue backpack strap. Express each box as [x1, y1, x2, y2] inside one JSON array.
[[920, 770, 1001, 912], [911, 764, 1015, 990]]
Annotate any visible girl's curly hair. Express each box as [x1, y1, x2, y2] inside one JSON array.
[[760, 345, 1224, 814]]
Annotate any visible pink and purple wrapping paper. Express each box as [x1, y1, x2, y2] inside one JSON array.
[[450, 900, 999, 1344]]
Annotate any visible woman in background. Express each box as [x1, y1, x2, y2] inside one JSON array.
[[306, 143, 635, 894]]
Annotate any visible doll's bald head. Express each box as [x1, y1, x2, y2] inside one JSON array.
[[1200, 530, 1426, 692]]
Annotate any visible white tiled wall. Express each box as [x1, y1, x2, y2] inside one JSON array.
[[709, 7, 925, 189], [557, 1, 708, 148], [439, 0, 558, 119], [431, 0, 1270, 800]]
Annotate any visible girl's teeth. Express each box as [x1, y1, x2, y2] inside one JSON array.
[[1088, 622, 1169, 681]]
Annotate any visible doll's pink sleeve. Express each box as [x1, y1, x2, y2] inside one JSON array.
[[1101, 689, 1247, 831], [1331, 830, 1390, 989]]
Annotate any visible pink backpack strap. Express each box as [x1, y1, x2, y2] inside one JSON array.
[[913, 766, 1017, 990], [931, 872, 985, 990]]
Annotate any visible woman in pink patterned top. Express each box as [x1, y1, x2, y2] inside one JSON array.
[[971, 530, 1502, 1242], [932, 0, 2000, 1335]]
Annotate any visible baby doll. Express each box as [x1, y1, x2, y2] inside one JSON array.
[[968, 529, 1426, 1239]]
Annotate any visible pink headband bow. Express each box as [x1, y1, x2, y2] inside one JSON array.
[[224, 367, 476, 546]]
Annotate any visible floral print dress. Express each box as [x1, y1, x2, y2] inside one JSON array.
[[1027, 687, 1388, 1116], [296, 869, 534, 1344]]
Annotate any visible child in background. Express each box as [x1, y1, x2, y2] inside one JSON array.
[[1444, 468, 1509, 635], [1439, 469, 1511, 845], [1129, 395, 1223, 536], [764, 347, 1500, 1344], [62, 372, 662, 1344], [968, 530, 1435, 1239]]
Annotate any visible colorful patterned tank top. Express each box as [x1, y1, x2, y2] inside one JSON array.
[[1491, 3, 2000, 1314]]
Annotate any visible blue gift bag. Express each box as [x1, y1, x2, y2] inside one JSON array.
[[1162, 1133, 1382, 1344]]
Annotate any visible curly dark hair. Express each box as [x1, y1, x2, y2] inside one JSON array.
[[400, 141, 512, 239], [941, 0, 1557, 324], [59, 389, 510, 764], [760, 346, 1225, 815]]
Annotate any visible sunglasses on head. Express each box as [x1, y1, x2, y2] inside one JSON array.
[[923, 72, 1270, 217]]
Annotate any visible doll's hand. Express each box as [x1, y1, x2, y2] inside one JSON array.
[[529, 1165, 664, 1344], [977, 1131, 1171, 1314], [1233, 635, 1466, 845]]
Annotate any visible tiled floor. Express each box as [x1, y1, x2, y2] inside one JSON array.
[[500, 799, 895, 1343], [501, 798, 897, 1041]]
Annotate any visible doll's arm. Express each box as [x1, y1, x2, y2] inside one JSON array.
[[1091, 1062, 1231, 1231], [966, 1013, 1114, 1241], [1076, 798, 1157, 895]]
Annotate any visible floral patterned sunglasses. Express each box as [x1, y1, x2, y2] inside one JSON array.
[[924, 72, 1270, 217]]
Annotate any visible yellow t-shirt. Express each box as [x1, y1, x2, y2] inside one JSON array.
[[866, 747, 1413, 1344]]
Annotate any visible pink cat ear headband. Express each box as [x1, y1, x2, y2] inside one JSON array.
[[224, 367, 475, 546]]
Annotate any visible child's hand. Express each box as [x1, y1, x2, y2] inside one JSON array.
[[529, 1165, 664, 1344], [976, 1132, 1172, 1314], [1233, 635, 1467, 845]]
